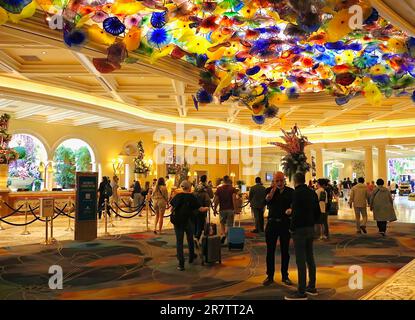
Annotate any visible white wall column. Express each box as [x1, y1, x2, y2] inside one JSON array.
[[315, 148, 324, 178], [364, 146, 374, 182], [377, 145, 387, 181]]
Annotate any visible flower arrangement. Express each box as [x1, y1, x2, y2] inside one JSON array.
[[0, 114, 19, 164], [270, 125, 311, 181]]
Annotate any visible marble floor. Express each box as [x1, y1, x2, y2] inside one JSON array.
[[0, 196, 414, 248]]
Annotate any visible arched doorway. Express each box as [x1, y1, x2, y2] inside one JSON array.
[[8, 134, 48, 191], [53, 139, 95, 189]]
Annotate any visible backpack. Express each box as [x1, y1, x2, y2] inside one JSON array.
[[170, 196, 191, 226], [103, 183, 113, 198]]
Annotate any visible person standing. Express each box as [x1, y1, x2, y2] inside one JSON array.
[[370, 179, 397, 236], [284, 173, 320, 300], [170, 181, 209, 271], [249, 177, 267, 233], [165, 175, 174, 198], [315, 179, 328, 240], [349, 177, 370, 234], [213, 175, 237, 244], [152, 177, 169, 234], [193, 175, 214, 241], [390, 179, 398, 200], [263, 172, 294, 286], [111, 175, 120, 217]]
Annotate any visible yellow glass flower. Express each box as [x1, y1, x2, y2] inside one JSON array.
[[88, 24, 116, 45], [0, 7, 8, 26], [123, 26, 141, 51], [326, 9, 352, 42], [8, 1, 37, 24]]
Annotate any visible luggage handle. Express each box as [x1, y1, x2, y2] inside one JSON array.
[[233, 209, 241, 228]]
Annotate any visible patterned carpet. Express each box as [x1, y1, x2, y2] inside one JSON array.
[[0, 219, 414, 300]]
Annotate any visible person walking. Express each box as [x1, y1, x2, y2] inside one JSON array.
[[170, 181, 209, 271], [390, 179, 398, 200], [249, 177, 267, 233], [132, 181, 144, 208], [193, 175, 214, 241], [213, 175, 237, 244], [370, 179, 397, 236], [263, 172, 294, 287], [284, 173, 320, 300], [152, 177, 169, 234], [349, 177, 370, 234], [315, 179, 328, 240], [98, 176, 112, 219]]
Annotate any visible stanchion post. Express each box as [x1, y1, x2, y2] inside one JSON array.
[[65, 197, 74, 232], [50, 211, 56, 243], [0, 197, 4, 231], [104, 199, 109, 236], [145, 196, 149, 232], [42, 216, 50, 245], [108, 200, 114, 228], [20, 198, 30, 235]]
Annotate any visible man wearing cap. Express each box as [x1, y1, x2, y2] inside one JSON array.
[[263, 171, 294, 286]]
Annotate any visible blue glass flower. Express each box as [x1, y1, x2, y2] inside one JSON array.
[[315, 53, 336, 66], [252, 115, 265, 124], [63, 29, 87, 47], [150, 11, 167, 29], [147, 27, 171, 48], [103, 17, 126, 36], [364, 8, 379, 25], [0, 0, 31, 14], [325, 41, 346, 51], [196, 88, 213, 104], [335, 95, 352, 106], [411, 90, 415, 103], [246, 65, 260, 75]]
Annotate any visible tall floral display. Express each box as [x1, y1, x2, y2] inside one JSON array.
[[0, 114, 18, 189], [133, 141, 150, 175], [270, 125, 311, 181]]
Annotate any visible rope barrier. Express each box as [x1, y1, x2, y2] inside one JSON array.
[[0, 203, 25, 219], [0, 215, 39, 226], [113, 201, 145, 214], [109, 203, 146, 219], [29, 205, 60, 222]]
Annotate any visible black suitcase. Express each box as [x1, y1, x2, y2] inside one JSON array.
[[201, 210, 221, 265]]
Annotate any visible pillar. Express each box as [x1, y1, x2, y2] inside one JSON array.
[[364, 146, 373, 182], [305, 147, 312, 183], [315, 148, 324, 178], [377, 145, 387, 181]]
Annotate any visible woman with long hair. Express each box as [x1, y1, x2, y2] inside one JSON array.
[[151, 177, 169, 234]]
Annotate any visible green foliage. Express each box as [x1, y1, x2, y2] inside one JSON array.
[[54, 145, 76, 188], [75, 146, 92, 171], [13, 146, 26, 160]]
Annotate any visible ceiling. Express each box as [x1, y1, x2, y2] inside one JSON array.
[[0, 12, 414, 138]]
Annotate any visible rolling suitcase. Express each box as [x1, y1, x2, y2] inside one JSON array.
[[228, 213, 245, 250], [201, 210, 221, 265]]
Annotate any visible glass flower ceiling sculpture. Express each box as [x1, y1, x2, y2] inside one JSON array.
[[1, 0, 415, 125]]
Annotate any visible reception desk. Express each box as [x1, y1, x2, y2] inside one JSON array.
[[0, 189, 133, 216]]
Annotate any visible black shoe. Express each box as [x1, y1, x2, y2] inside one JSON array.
[[262, 277, 274, 286], [220, 236, 226, 244], [305, 287, 318, 296], [282, 278, 293, 286], [379, 232, 385, 237], [177, 265, 185, 271], [284, 292, 308, 300], [189, 254, 197, 264], [360, 226, 367, 234]]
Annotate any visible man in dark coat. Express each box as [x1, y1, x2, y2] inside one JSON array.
[[284, 172, 321, 300]]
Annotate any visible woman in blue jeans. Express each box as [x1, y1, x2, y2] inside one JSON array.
[[170, 181, 209, 271]]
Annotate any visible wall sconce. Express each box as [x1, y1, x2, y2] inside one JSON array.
[[230, 172, 236, 184]]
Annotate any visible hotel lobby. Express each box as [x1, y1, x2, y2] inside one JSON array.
[[0, 0, 415, 305]]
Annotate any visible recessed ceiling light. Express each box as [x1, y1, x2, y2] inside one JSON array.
[[41, 51, 47, 55]]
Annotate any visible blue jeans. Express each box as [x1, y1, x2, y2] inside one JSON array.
[[292, 227, 316, 294], [174, 221, 195, 267]]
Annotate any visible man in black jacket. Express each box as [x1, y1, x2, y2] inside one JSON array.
[[263, 172, 294, 286], [285, 172, 321, 300]]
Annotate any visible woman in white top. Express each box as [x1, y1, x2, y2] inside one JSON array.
[[151, 177, 169, 234]]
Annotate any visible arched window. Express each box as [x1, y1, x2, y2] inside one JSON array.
[[53, 139, 95, 189], [8, 134, 48, 191]]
